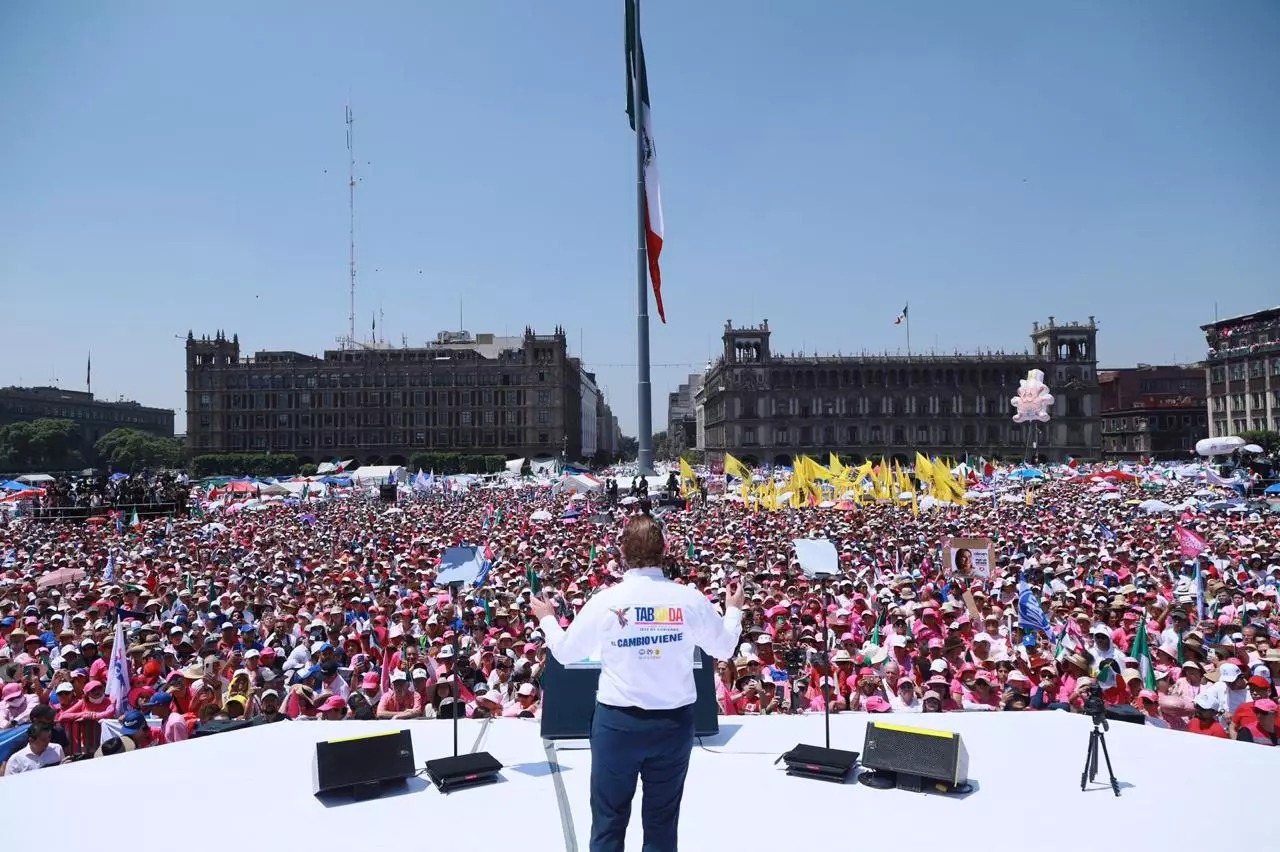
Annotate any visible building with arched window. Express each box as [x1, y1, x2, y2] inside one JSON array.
[[693, 318, 1101, 466]]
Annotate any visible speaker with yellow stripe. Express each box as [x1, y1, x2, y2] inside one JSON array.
[[859, 721, 970, 794], [313, 729, 417, 800]]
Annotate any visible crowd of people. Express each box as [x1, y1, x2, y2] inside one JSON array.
[[11, 470, 192, 512], [2, 458, 1279, 777]]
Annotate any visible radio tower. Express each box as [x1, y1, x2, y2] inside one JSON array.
[[346, 104, 357, 346]]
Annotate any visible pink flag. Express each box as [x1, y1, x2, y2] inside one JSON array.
[[1174, 525, 1208, 559]]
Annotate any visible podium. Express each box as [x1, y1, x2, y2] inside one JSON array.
[[539, 650, 721, 740]]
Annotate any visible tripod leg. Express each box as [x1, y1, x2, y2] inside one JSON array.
[[1080, 731, 1094, 791], [1088, 731, 1099, 783], [1097, 733, 1121, 797]]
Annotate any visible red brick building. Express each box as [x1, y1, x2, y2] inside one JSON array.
[[1098, 365, 1206, 460]]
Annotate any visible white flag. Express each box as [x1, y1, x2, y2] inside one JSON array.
[[106, 616, 130, 715]]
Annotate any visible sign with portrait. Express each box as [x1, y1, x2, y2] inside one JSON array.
[[943, 537, 994, 580]]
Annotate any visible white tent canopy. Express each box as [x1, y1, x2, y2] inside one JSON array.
[[349, 465, 406, 486]]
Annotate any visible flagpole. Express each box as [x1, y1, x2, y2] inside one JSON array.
[[633, 0, 654, 477], [905, 303, 911, 355]]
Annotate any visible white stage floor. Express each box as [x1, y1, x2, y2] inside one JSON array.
[[2, 712, 1275, 849]]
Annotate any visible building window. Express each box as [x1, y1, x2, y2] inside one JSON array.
[[744, 427, 757, 445], [537, 410, 550, 426], [461, 411, 472, 426]]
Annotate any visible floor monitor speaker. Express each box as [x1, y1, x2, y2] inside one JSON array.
[[313, 729, 416, 800]]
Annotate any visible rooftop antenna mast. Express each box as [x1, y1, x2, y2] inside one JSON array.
[[347, 103, 357, 347]]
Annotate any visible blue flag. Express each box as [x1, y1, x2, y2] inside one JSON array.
[[473, 558, 492, 589], [1099, 524, 1116, 541], [1017, 580, 1055, 641]]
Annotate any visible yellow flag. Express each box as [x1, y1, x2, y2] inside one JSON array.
[[724, 453, 752, 481], [679, 458, 697, 495], [829, 453, 846, 479]]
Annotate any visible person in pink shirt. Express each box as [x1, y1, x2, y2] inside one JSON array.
[[376, 672, 423, 719], [144, 691, 189, 744], [503, 681, 540, 718], [57, 680, 115, 723]]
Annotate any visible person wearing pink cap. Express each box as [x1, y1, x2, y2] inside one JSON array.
[[1235, 699, 1279, 745], [318, 695, 349, 720], [56, 679, 115, 723], [1, 681, 38, 729]]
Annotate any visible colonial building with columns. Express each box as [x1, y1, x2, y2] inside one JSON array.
[[694, 318, 1101, 466]]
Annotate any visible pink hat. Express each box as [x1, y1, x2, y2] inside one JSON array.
[[863, 696, 891, 713], [1138, 689, 1158, 703], [1255, 698, 1278, 714], [86, 680, 104, 693], [319, 695, 347, 712], [2, 682, 23, 701], [361, 672, 379, 689]]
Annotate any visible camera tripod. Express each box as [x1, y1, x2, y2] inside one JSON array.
[[1080, 718, 1121, 797]]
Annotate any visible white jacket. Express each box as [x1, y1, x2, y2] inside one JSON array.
[[540, 567, 742, 710]]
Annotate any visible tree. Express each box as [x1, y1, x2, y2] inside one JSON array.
[[94, 428, 184, 471], [0, 418, 83, 470], [1239, 430, 1280, 454], [616, 435, 639, 461]]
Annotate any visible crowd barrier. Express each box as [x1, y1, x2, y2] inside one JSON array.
[[24, 503, 185, 523]]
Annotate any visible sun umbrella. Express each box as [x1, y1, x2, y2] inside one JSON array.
[[37, 567, 86, 589]]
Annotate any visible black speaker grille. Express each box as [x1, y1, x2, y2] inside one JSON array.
[[314, 729, 416, 793], [862, 723, 955, 781]]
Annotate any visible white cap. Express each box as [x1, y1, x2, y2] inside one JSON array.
[[1218, 663, 1243, 684], [1194, 691, 1218, 710], [517, 682, 536, 697], [437, 646, 455, 660], [390, 671, 408, 683]]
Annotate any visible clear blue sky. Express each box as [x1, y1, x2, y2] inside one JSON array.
[[2, 1, 1277, 436]]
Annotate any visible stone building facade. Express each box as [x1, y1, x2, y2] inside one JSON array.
[[694, 318, 1101, 465], [185, 327, 597, 465]]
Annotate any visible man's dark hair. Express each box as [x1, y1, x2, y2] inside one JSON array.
[[29, 704, 55, 724], [27, 722, 53, 743]]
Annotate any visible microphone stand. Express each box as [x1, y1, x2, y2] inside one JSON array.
[[423, 572, 503, 792], [779, 572, 859, 783]]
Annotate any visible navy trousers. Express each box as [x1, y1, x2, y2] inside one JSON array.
[[589, 702, 695, 852]]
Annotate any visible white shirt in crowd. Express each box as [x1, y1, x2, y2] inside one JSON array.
[[4, 741, 64, 775], [540, 567, 742, 710]]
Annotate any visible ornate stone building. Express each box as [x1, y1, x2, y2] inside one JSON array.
[[184, 327, 601, 465], [694, 318, 1101, 465]]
